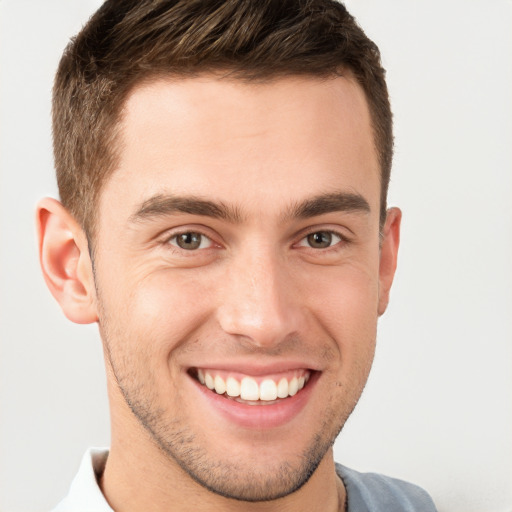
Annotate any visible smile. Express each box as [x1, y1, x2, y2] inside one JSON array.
[[193, 368, 312, 404]]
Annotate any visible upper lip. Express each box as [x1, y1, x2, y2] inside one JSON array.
[[187, 360, 321, 376]]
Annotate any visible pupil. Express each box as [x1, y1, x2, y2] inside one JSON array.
[[308, 232, 331, 248], [178, 232, 201, 250]]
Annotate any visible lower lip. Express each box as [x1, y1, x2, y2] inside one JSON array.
[[190, 372, 318, 429]]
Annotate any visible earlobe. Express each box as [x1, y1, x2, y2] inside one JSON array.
[[36, 197, 98, 324], [377, 207, 401, 316]]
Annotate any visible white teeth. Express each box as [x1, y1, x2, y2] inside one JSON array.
[[198, 370, 311, 401], [226, 376, 241, 397], [277, 377, 289, 398], [214, 375, 226, 395], [240, 377, 260, 400], [205, 372, 215, 390], [259, 379, 278, 401], [288, 377, 299, 396]]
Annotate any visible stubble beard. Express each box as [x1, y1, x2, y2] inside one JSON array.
[[98, 309, 367, 503]]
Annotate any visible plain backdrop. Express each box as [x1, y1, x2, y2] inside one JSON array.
[[1, 1, 511, 511]]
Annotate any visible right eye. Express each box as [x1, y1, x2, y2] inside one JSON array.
[[168, 232, 213, 251]]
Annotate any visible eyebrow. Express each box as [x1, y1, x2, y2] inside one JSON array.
[[130, 194, 243, 223], [130, 191, 370, 224], [285, 191, 370, 220]]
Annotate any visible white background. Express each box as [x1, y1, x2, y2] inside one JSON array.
[[1, 1, 511, 511]]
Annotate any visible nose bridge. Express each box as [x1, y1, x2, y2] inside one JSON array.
[[217, 242, 298, 347]]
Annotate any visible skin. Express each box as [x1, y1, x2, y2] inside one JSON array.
[[37, 75, 400, 512]]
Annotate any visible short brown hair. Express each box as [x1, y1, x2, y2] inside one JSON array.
[[53, 0, 392, 238]]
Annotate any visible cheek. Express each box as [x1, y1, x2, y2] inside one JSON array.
[[303, 263, 379, 365], [100, 267, 218, 356]]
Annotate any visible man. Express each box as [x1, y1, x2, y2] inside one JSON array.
[[37, 0, 437, 510]]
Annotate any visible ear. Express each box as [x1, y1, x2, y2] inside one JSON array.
[[378, 207, 401, 316], [36, 197, 98, 324]]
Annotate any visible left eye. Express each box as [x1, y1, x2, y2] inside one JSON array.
[[298, 231, 342, 249], [168, 232, 212, 251]]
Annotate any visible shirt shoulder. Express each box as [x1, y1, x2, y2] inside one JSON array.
[[336, 463, 438, 512]]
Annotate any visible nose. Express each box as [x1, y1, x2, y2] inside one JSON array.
[[216, 247, 301, 349]]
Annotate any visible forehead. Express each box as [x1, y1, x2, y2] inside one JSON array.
[[101, 74, 379, 222]]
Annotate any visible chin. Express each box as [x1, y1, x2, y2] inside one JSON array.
[[164, 436, 332, 502]]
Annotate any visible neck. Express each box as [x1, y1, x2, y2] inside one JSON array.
[[100, 433, 345, 512]]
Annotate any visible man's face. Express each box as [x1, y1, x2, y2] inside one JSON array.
[[92, 75, 394, 500]]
